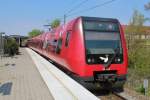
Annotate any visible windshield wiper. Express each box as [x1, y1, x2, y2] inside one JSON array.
[[104, 47, 120, 69]]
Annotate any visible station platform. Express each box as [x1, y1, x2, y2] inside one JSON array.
[[0, 48, 99, 100], [0, 48, 53, 100]]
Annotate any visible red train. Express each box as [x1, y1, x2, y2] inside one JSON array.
[[27, 16, 128, 90]]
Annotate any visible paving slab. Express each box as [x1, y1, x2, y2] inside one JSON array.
[[0, 48, 54, 100]]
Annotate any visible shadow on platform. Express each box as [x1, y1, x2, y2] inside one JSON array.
[[0, 82, 13, 95], [4, 63, 16, 67]]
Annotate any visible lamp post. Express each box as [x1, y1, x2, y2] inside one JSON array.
[[0, 32, 5, 66]]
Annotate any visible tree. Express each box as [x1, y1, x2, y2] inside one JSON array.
[[145, 2, 150, 10], [130, 10, 147, 26], [51, 19, 60, 29], [4, 38, 19, 56], [28, 29, 42, 37], [125, 10, 149, 34]]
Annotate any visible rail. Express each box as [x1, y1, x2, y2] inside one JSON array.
[[113, 91, 136, 100], [97, 89, 136, 100]]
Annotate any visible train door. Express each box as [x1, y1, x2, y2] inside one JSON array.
[[55, 37, 63, 54], [55, 30, 71, 54], [65, 31, 71, 47], [61, 30, 71, 61]]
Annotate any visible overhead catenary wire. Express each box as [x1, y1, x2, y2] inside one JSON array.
[[45, 0, 117, 26], [44, 0, 87, 29], [55, 0, 89, 20], [55, 0, 117, 24], [65, 0, 89, 15], [63, 0, 89, 24], [66, 0, 117, 17], [46, 0, 80, 24]]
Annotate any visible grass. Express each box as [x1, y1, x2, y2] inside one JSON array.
[[146, 40, 150, 45]]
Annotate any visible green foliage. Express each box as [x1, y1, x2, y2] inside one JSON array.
[[28, 29, 42, 38], [128, 41, 150, 75], [4, 38, 19, 56], [51, 19, 60, 29], [127, 41, 150, 95], [135, 84, 145, 94], [147, 88, 150, 96], [130, 10, 147, 26]]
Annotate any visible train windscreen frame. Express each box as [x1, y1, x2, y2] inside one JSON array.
[[83, 19, 123, 64]]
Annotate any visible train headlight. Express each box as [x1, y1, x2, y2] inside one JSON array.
[[87, 58, 91, 63], [117, 58, 121, 62], [87, 58, 95, 63], [115, 58, 121, 63]]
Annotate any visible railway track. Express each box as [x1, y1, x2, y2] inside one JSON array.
[[98, 92, 127, 100], [92, 88, 136, 100]]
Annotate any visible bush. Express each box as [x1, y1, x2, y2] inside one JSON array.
[[135, 84, 145, 94], [4, 38, 19, 56]]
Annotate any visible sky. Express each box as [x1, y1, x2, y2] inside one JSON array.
[[0, 0, 149, 36]]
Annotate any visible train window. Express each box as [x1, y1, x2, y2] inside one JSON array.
[[55, 38, 62, 54], [83, 20, 122, 55], [83, 21, 119, 32], [65, 31, 71, 47]]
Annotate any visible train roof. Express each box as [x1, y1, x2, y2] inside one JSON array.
[[79, 16, 119, 22]]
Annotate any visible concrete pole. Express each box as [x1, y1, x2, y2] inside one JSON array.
[[0, 33, 5, 53]]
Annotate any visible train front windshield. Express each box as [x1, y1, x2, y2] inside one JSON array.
[[83, 20, 123, 64]]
